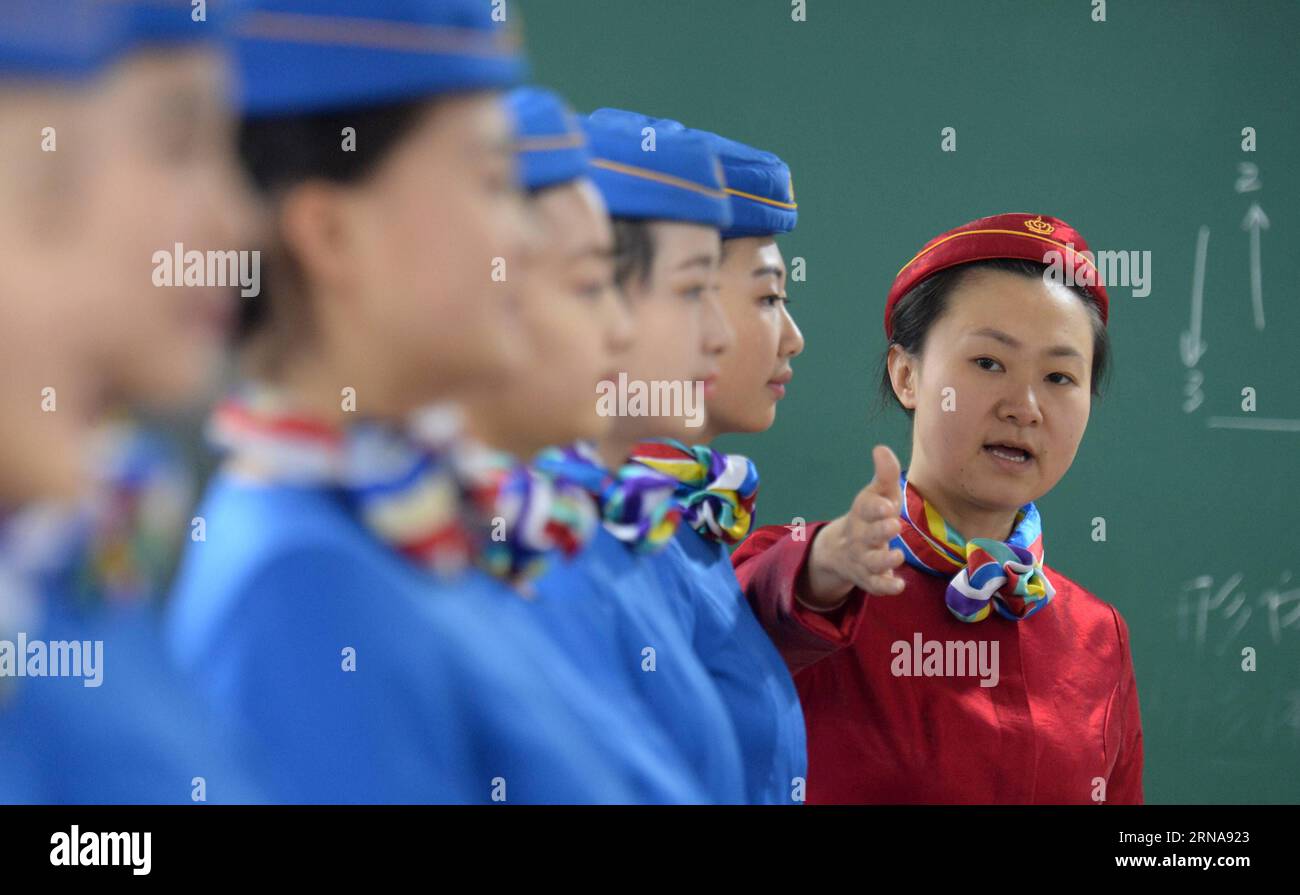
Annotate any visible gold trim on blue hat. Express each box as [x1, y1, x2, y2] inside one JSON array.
[[590, 157, 727, 199], [724, 186, 797, 210], [236, 11, 521, 57]]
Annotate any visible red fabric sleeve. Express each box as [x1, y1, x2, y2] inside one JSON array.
[[731, 521, 869, 675], [1105, 605, 1145, 804]]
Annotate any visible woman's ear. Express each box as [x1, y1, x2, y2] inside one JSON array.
[[277, 181, 357, 295], [886, 343, 919, 411]]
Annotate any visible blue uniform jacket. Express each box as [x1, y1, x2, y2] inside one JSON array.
[[165, 473, 700, 803], [650, 526, 807, 804], [1, 587, 263, 804], [535, 526, 746, 802]]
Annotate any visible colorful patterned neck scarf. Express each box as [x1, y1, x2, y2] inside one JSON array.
[[403, 405, 597, 581], [888, 471, 1054, 623], [67, 422, 192, 611], [628, 439, 759, 544], [451, 445, 597, 583], [533, 441, 682, 553], [0, 422, 190, 621], [210, 387, 593, 585]]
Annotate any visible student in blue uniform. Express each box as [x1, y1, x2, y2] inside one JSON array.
[[463, 87, 707, 802], [165, 2, 690, 803], [531, 109, 748, 802], [629, 129, 809, 804], [0, 0, 262, 804]]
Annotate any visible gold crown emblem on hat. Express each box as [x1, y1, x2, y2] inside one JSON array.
[[1023, 215, 1055, 235]]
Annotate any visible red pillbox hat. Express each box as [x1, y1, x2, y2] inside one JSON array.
[[884, 212, 1110, 339]]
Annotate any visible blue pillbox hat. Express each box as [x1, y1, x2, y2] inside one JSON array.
[[234, 0, 527, 117], [691, 128, 796, 239], [118, 0, 240, 49], [583, 107, 730, 229], [506, 86, 587, 191], [0, 1, 126, 81]]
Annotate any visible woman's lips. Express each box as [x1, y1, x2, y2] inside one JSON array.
[[982, 443, 1034, 473], [767, 371, 792, 398]]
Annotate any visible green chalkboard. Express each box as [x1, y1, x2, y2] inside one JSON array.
[[523, 0, 1300, 804]]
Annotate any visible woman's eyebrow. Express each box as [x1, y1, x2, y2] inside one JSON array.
[[752, 264, 784, 280], [568, 242, 615, 263], [969, 326, 1083, 359], [673, 253, 716, 272], [969, 326, 1020, 347], [1044, 345, 1085, 360]]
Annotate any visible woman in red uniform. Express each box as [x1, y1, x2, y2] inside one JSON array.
[[733, 212, 1143, 804]]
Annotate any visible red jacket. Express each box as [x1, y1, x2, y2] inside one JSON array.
[[733, 521, 1144, 804]]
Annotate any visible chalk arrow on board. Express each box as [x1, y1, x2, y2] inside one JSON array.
[[1180, 225, 1209, 368], [1241, 202, 1269, 331]]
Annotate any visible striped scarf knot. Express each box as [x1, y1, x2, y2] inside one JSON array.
[[627, 439, 759, 544], [532, 441, 682, 553], [888, 471, 1054, 623]]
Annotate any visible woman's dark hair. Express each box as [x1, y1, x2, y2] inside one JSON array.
[[238, 100, 432, 195], [235, 99, 436, 375], [877, 258, 1111, 418], [610, 217, 656, 289]]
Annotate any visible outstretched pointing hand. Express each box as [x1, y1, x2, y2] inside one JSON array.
[[801, 445, 907, 608]]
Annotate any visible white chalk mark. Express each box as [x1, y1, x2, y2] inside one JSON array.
[[1241, 202, 1269, 331], [1183, 368, 1204, 414], [1207, 416, 1300, 432], [1235, 162, 1261, 194], [1180, 225, 1210, 368]]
